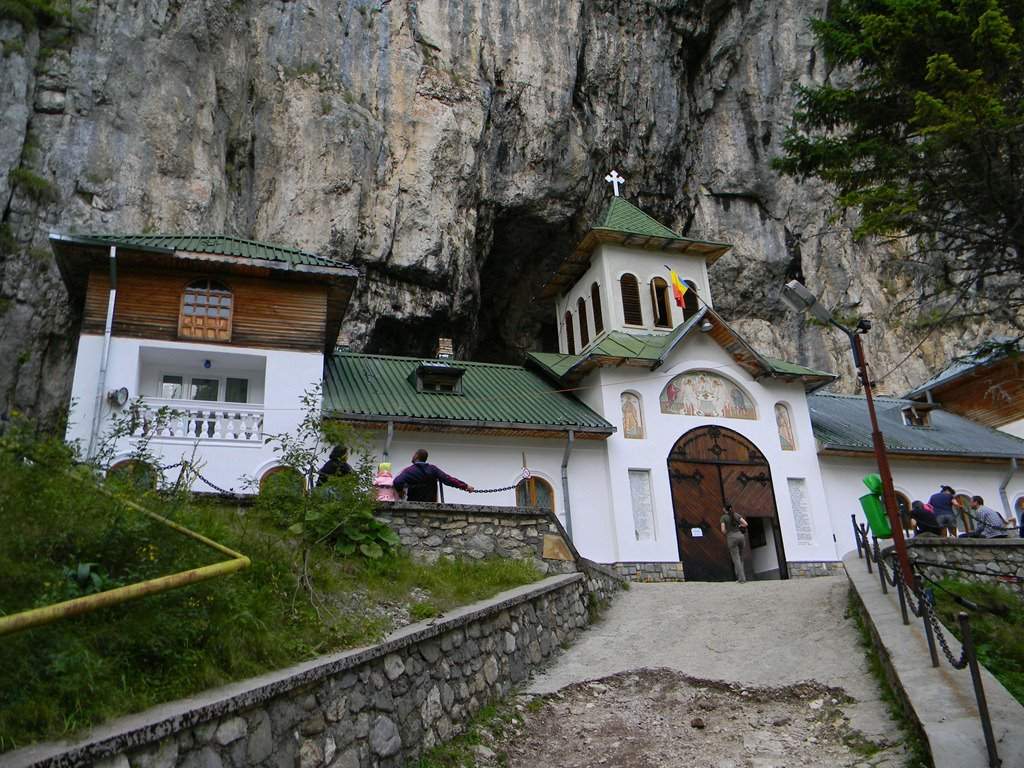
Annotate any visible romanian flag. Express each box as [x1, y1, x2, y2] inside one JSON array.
[[670, 269, 688, 308]]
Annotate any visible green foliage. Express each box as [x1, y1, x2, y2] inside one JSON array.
[[2, 37, 25, 56], [415, 698, 525, 767], [0, 422, 541, 751], [776, 0, 1024, 321], [9, 166, 56, 203], [932, 579, 1024, 704]]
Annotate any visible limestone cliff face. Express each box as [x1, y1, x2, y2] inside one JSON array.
[[0, 0, 1001, 421]]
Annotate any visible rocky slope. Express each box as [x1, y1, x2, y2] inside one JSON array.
[[0, 0, 1000, 422]]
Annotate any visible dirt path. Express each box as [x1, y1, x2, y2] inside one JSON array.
[[478, 577, 914, 767]]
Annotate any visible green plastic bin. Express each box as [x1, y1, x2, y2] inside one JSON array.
[[860, 493, 892, 537], [862, 473, 883, 495]]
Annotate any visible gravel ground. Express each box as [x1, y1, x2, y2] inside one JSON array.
[[482, 669, 910, 768]]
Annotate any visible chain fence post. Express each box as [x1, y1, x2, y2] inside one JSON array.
[[873, 537, 887, 594], [918, 577, 939, 668], [958, 613, 1001, 767], [852, 514, 863, 558], [895, 565, 909, 625], [861, 524, 873, 574]]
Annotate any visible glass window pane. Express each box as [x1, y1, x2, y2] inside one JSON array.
[[160, 375, 183, 399], [190, 378, 219, 401], [225, 377, 248, 403]]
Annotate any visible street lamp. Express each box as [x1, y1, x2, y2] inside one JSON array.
[[781, 280, 914, 586]]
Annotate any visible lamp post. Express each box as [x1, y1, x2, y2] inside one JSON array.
[[781, 280, 914, 586]]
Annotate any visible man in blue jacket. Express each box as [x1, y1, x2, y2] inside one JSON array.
[[393, 449, 474, 502]]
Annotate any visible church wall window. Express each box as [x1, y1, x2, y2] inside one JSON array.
[[1014, 495, 1024, 525], [682, 280, 699, 321], [774, 402, 797, 450], [895, 491, 912, 535], [621, 391, 645, 439], [955, 492, 974, 532], [620, 273, 643, 326], [591, 282, 604, 335], [179, 279, 233, 342], [660, 370, 757, 419], [650, 277, 672, 328], [516, 476, 554, 510], [628, 469, 655, 541], [577, 297, 590, 348], [564, 310, 576, 354]]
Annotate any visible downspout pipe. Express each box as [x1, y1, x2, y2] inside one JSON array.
[[561, 429, 575, 541], [999, 457, 1018, 524], [384, 420, 394, 460], [86, 246, 117, 459]]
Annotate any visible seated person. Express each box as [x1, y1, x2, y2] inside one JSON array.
[[908, 500, 943, 537], [960, 496, 1009, 538]]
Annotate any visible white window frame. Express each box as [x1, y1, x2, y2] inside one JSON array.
[[157, 372, 252, 404]]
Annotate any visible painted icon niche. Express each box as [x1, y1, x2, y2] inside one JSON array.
[[621, 392, 645, 438], [774, 402, 797, 450], [660, 371, 756, 419]]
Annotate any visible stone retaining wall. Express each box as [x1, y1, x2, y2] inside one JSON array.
[[375, 502, 576, 575], [7, 574, 602, 768], [906, 537, 1024, 595], [610, 561, 686, 582], [786, 561, 845, 578]]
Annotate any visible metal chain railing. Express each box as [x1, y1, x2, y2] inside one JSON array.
[[851, 515, 1000, 767], [468, 468, 532, 495]]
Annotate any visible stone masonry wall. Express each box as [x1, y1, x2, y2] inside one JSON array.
[[610, 562, 687, 582], [7, 574, 600, 768], [907, 538, 1024, 596], [787, 561, 846, 579], [375, 502, 577, 575]]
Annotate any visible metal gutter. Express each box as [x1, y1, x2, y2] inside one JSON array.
[[999, 458, 1018, 522], [561, 429, 575, 540], [86, 245, 116, 459], [327, 411, 615, 437]]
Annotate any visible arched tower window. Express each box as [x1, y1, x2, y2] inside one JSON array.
[[651, 277, 672, 328], [577, 297, 590, 347], [564, 310, 576, 355], [620, 274, 643, 326], [179, 279, 233, 342], [591, 282, 604, 335], [516, 476, 555, 510], [682, 280, 699, 321]]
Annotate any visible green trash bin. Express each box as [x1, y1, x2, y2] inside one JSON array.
[[862, 473, 883, 495], [860, 493, 892, 538]]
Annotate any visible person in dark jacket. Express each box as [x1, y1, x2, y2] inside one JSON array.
[[908, 500, 943, 537], [393, 449, 474, 502], [928, 485, 958, 536], [317, 446, 353, 486]]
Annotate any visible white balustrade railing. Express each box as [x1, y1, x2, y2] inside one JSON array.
[[133, 398, 264, 442]]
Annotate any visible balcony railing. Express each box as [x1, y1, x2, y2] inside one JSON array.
[[134, 398, 264, 442]]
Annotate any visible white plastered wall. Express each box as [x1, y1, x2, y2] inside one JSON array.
[[554, 243, 713, 354], [67, 334, 323, 493], [573, 331, 837, 569], [821, 454, 1024, 558], [363, 431, 617, 563]]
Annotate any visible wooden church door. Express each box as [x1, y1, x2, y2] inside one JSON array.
[[667, 426, 785, 581]]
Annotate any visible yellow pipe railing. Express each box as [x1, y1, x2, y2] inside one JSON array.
[[0, 483, 250, 637]]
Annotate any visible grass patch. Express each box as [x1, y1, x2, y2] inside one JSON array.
[[847, 590, 930, 767], [931, 579, 1024, 705], [10, 166, 56, 203], [0, 429, 541, 752], [415, 697, 526, 767]]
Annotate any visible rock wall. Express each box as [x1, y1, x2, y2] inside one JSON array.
[[907, 537, 1024, 597], [0, 0, 1007, 422], [5, 573, 604, 768], [374, 501, 577, 574]]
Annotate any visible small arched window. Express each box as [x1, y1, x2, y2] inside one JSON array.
[[591, 282, 604, 335], [564, 310, 576, 355], [955, 493, 973, 532], [895, 491, 912, 535], [620, 273, 643, 326], [180, 279, 233, 342], [682, 280, 699, 321], [577, 297, 590, 348], [260, 465, 305, 495], [516, 476, 555, 510], [651, 277, 672, 328]]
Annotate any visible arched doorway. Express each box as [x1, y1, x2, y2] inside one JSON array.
[[667, 425, 788, 581]]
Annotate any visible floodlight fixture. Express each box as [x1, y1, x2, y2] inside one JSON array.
[[781, 280, 833, 325]]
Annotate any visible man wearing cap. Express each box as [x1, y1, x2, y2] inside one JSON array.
[[928, 485, 958, 536]]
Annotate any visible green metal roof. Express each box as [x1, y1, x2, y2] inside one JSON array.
[[809, 393, 1024, 459], [323, 352, 614, 435], [71, 234, 346, 269], [594, 197, 685, 240], [763, 357, 834, 378]]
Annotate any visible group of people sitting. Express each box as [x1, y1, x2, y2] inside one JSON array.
[[906, 485, 1017, 539]]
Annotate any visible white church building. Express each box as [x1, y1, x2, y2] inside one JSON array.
[[53, 188, 1024, 581]]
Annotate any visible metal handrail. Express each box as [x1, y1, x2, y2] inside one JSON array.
[[850, 515, 1000, 767]]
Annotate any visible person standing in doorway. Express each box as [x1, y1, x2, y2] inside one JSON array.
[[929, 485, 958, 536], [720, 504, 749, 583], [393, 449, 475, 502]]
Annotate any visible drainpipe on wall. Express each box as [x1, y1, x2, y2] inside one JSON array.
[[999, 457, 1018, 523], [86, 246, 117, 460], [383, 420, 394, 460], [561, 429, 575, 540]]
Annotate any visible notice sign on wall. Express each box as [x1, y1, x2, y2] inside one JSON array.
[[691, 527, 703, 538], [788, 478, 814, 545], [628, 470, 655, 542]]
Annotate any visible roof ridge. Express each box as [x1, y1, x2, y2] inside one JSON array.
[[96, 232, 318, 257], [333, 351, 530, 370]]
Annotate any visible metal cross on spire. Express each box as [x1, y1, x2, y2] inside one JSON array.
[[604, 170, 625, 197]]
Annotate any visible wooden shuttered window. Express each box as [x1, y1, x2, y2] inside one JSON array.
[[591, 282, 604, 335], [179, 279, 233, 342], [564, 310, 576, 354], [651, 277, 671, 328], [620, 273, 643, 326], [577, 297, 590, 348]]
